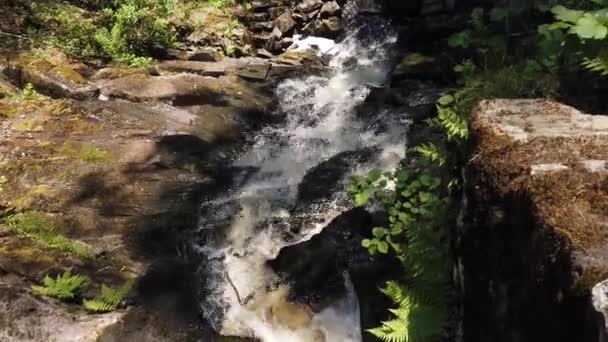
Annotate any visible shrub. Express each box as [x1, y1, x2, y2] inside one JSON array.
[[95, 0, 177, 65], [31, 3, 101, 58], [32, 271, 91, 300], [348, 164, 449, 342]]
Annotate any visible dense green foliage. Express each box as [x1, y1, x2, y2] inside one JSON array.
[[346, 97, 470, 341], [32, 0, 177, 65], [32, 271, 91, 300], [357, 1, 608, 340], [83, 281, 132, 312], [30, 0, 249, 65], [348, 164, 449, 342]]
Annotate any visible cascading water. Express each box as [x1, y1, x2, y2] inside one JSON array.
[[196, 21, 411, 342]]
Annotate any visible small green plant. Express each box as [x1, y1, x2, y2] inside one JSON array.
[[20, 83, 47, 102], [6, 212, 93, 258], [78, 146, 109, 163], [32, 271, 91, 300], [369, 281, 447, 342], [413, 143, 447, 167], [83, 281, 133, 312], [433, 95, 469, 142], [347, 162, 449, 342]]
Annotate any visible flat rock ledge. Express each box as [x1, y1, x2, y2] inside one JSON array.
[[460, 99, 608, 342]]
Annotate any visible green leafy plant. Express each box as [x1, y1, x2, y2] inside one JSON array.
[[413, 143, 447, 167], [6, 212, 93, 258], [347, 161, 449, 341], [20, 83, 48, 102], [543, 3, 608, 75], [31, 2, 101, 58], [369, 281, 447, 342], [94, 0, 176, 66], [32, 271, 91, 300], [83, 281, 133, 312]]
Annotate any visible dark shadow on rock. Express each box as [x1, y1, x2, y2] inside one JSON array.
[[68, 172, 133, 216], [460, 189, 583, 342], [269, 207, 401, 317], [296, 148, 376, 207]]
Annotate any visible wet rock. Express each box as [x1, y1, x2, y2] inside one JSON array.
[[593, 280, 608, 340], [392, 52, 444, 81], [303, 17, 343, 38], [296, 0, 323, 13], [271, 49, 323, 67], [322, 17, 344, 37], [268, 6, 289, 19], [462, 99, 608, 342], [256, 49, 274, 59], [320, 1, 341, 17], [274, 11, 296, 36], [296, 149, 375, 206]]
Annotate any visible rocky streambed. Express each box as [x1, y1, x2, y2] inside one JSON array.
[[1, 0, 608, 341]]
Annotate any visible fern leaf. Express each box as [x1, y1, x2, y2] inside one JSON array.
[[83, 280, 133, 313], [413, 143, 447, 166], [582, 56, 608, 75], [435, 106, 469, 141], [32, 271, 90, 300]]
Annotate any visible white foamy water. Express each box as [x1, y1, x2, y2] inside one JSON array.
[[197, 26, 409, 342]]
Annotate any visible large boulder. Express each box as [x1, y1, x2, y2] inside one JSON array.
[[4, 58, 98, 100], [461, 99, 608, 342]]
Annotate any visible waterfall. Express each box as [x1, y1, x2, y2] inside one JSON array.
[[196, 22, 410, 342]]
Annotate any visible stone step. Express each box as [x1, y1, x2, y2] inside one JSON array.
[[251, 0, 289, 12], [249, 21, 274, 32], [246, 12, 269, 22]]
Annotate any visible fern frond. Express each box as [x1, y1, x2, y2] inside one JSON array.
[[582, 56, 608, 75], [413, 143, 447, 166], [435, 106, 469, 141], [32, 271, 90, 300], [83, 280, 133, 313], [370, 282, 447, 342]]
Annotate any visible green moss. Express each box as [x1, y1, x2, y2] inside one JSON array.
[[78, 146, 109, 163], [13, 118, 45, 132], [0, 175, 7, 193], [58, 143, 110, 163], [6, 212, 93, 258]]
